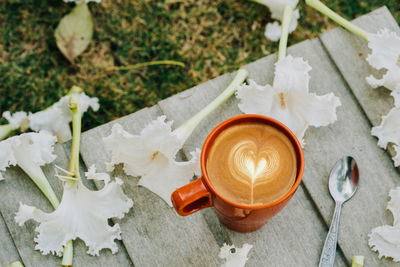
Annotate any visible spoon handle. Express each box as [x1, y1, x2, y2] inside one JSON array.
[[319, 202, 342, 267]]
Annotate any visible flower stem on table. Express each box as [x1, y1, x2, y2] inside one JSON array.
[[0, 124, 13, 141], [68, 86, 82, 178], [305, 0, 369, 41], [278, 5, 294, 60], [106, 60, 185, 72], [173, 69, 248, 143], [9, 261, 24, 267], [351, 255, 364, 267]]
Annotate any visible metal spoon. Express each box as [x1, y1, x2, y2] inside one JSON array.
[[319, 156, 359, 267]]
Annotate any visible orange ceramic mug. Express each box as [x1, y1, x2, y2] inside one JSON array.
[[171, 114, 304, 232]]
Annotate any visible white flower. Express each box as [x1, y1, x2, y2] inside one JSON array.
[[371, 107, 400, 166], [252, 0, 299, 41], [254, 0, 298, 20], [103, 116, 201, 206], [15, 165, 133, 256], [219, 243, 253, 267], [236, 55, 341, 145], [0, 131, 57, 180], [2, 111, 29, 131], [28, 92, 99, 142], [265, 9, 300, 42], [366, 29, 400, 106], [369, 187, 400, 262]]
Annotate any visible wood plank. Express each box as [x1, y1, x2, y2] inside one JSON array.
[[287, 38, 398, 266], [320, 6, 399, 126], [80, 106, 222, 267], [0, 143, 133, 266], [0, 211, 21, 266], [318, 7, 400, 266], [157, 53, 347, 266]]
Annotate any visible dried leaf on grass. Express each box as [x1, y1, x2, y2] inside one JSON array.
[[55, 2, 93, 63]]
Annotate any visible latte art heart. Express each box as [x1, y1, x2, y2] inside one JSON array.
[[207, 123, 297, 206], [230, 141, 280, 184]]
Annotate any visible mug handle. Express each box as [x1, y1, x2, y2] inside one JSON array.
[[171, 177, 213, 216]]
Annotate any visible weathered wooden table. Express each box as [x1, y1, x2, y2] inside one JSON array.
[[1, 7, 399, 267]]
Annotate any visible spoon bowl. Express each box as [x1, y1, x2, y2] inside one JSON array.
[[329, 156, 359, 203]]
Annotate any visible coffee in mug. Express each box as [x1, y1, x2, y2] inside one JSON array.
[[206, 122, 297, 206]]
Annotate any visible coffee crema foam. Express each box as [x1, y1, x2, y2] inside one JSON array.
[[206, 123, 297, 206]]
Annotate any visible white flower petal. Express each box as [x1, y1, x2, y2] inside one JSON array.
[[28, 92, 99, 142], [273, 55, 311, 93], [369, 188, 400, 262], [104, 118, 200, 206], [295, 92, 341, 128], [0, 131, 57, 174], [369, 225, 400, 262], [15, 203, 47, 226], [253, 0, 298, 20], [371, 107, 400, 149], [140, 116, 181, 157], [392, 145, 400, 167], [366, 29, 400, 70], [366, 66, 400, 101], [388, 187, 400, 227], [28, 108, 72, 143], [2, 111, 28, 130], [0, 138, 16, 173], [138, 148, 200, 206], [219, 243, 253, 267], [264, 22, 282, 42], [16, 169, 133, 256], [85, 165, 110, 184], [236, 56, 340, 145], [103, 124, 155, 177], [390, 91, 400, 109], [105, 161, 115, 172], [236, 80, 275, 115], [264, 8, 299, 42]]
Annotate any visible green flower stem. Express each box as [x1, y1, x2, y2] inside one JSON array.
[[278, 5, 293, 60], [106, 60, 185, 71], [351, 255, 364, 267], [60, 86, 83, 267], [68, 86, 82, 177], [305, 0, 369, 41], [9, 261, 24, 267], [15, 155, 59, 209], [173, 69, 248, 143], [0, 124, 13, 141], [62, 240, 73, 267]]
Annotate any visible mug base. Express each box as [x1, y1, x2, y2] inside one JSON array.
[[217, 215, 266, 233]]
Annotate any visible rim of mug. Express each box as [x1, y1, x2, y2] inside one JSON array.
[[200, 114, 304, 210]]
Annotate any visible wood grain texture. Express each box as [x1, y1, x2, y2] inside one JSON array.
[[0, 144, 133, 267], [80, 106, 222, 267], [288, 39, 398, 266], [157, 52, 347, 267], [319, 7, 400, 266], [0, 211, 21, 267]]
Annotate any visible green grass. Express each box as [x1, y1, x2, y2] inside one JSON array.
[[0, 0, 398, 131]]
